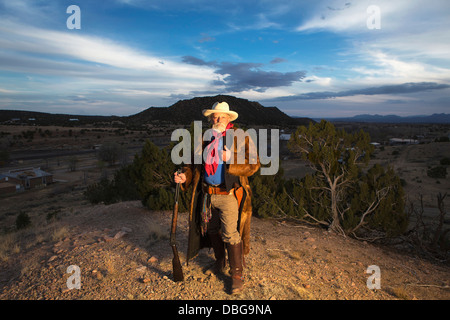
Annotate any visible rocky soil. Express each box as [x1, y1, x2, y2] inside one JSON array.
[[1, 199, 449, 301]]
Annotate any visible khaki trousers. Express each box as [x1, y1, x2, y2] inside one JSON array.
[[208, 193, 241, 245]]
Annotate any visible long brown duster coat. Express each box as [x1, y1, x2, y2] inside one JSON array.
[[180, 131, 260, 263]]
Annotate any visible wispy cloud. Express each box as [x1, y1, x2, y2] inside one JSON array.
[[0, 18, 219, 114], [270, 57, 287, 64], [0, 21, 214, 79], [350, 51, 450, 84], [263, 82, 450, 102], [296, 0, 408, 33]]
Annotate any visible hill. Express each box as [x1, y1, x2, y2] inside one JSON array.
[[0, 110, 120, 126], [128, 95, 312, 126], [0, 96, 313, 127], [318, 113, 450, 124], [1, 196, 449, 301]]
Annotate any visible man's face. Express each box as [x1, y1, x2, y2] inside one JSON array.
[[210, 113, 230, 132]]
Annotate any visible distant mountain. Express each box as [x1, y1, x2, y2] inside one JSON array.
[[0, 109, 120, 126], [127, 95, 313, 126], [316, 113, 450, 124], [0, 95, 313, 127]]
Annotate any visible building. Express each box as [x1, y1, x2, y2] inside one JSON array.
[[389, 138, 419, 145], [0, 174, 17, 194], [0, 167, 53, 194]]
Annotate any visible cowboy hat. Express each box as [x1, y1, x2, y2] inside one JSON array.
[[202, 102, 238, 121]]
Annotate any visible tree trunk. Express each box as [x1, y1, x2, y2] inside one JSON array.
[[329, 184, 342, 234]]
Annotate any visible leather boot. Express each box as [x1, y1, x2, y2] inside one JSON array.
[[226, 242, 244, 295], [207, 233, 226, 275]]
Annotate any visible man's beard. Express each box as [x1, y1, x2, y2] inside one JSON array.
[[212, 122, 227, 133]]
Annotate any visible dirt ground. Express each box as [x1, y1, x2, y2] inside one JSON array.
[[0, 192, 449, 301]]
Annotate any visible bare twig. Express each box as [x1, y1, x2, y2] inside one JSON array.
[[406, 283, 450, 289], [432, 192, 447, 249]]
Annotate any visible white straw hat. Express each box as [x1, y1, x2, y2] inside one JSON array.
[[202, 102, 238, 121]]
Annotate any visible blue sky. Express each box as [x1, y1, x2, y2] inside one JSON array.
[[0, 0, 449, 118]]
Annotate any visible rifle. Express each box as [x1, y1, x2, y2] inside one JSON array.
[[170, 169, 184, 282]]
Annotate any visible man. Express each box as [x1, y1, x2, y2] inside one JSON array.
[[174, 101, 260, 294]]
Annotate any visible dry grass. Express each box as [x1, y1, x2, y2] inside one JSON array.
[[51, 226, 69, 242], [145, 218, 168, 242], [104, 257, 117, 275], [388, 286, 411, 300], [291, 284, 315, 300], [288, 250, 307, 261], [0, 233, 18, 262]]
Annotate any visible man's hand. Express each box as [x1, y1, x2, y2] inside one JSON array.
[[174, 171, 186, 184], [220, 146, 231, 162]]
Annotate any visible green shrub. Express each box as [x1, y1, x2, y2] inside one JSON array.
[[427, 166, 447, 179], [440, 157, 450, 165], [250, 121, 407, 238], [16, 212, 31, 230], [84, 139, 189, 211]]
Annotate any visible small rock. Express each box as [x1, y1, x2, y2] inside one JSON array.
[[136, 266, 147, 273], [114, 231, 127, 239], [48, 255, 58, 262], [141, 277, 151, 283], [148, 256, 158, 263]]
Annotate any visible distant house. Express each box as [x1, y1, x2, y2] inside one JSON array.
[[389, 138, 419, 145], [0, 174, 17, 194], [0, 168, 53, 194]]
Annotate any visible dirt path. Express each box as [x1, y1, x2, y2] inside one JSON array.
[[1, 201, 449, 301]]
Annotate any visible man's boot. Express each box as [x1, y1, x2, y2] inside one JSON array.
[[207, 233, 226, 275], [226, 242, 244, 295]]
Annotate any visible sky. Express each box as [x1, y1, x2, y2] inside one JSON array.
[[0, 0, 449, 118]]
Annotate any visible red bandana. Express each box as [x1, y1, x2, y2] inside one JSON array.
[[204, 123, 233, 176]]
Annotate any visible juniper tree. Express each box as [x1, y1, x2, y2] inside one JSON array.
[[130, 139, 174, 208], [288, 120, 406, 237], [130, 139, 189, 211], [98, 141, 126, 166]]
